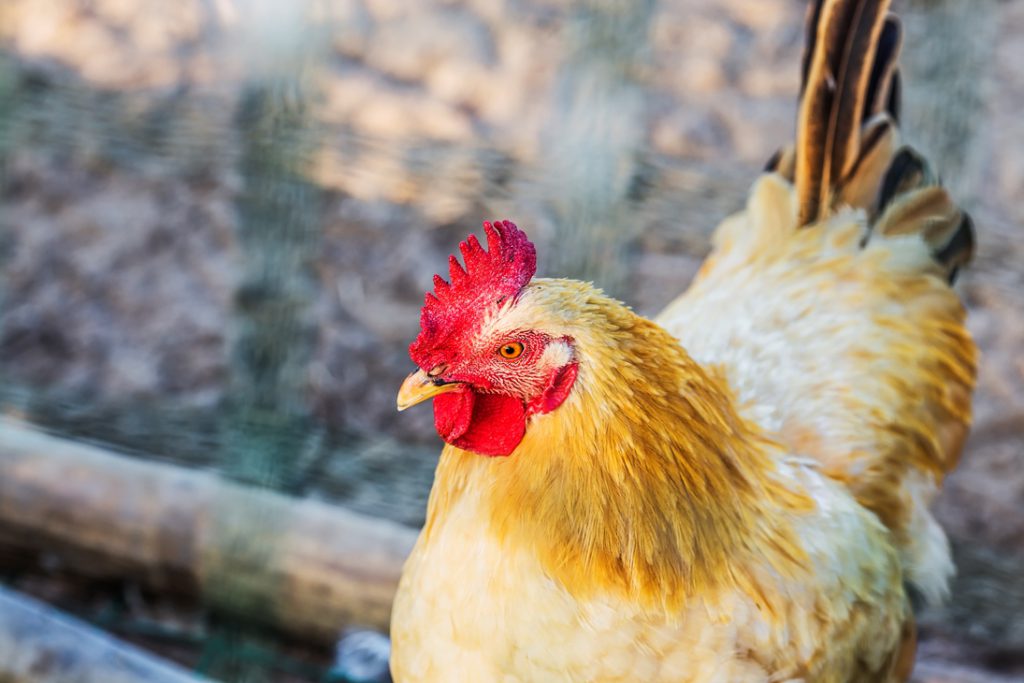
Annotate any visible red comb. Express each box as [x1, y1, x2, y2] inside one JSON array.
[[411, 220, 536, 364]]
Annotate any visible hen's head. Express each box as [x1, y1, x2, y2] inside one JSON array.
[[398, 220, 579, 457]]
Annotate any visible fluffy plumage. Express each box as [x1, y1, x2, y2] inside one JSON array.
[[391, 1, 976, 680]]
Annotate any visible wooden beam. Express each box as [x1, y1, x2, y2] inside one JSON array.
[[0, 417, 417, 641]]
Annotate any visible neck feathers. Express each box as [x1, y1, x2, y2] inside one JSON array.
[[425, 289, 811, 609]]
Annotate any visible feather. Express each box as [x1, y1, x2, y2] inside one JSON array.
[[933, 213, 976, 280], [792, 3, 975, 285], [836, 113, 897, 213], [878, 147, 933, 211], [874, 187, 976, 283], [865, 16, 903, 123], [796, 0, 893, 225]]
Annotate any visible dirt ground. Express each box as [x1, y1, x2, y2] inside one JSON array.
[[0, 0, 1022, 681]]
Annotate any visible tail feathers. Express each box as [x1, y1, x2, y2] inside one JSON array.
[[864, 15, 902, 126], [878, 147, 935, 209], [795, 0, 894, 226], [873, 149, 975, 283], [763, 146, 795, 179], [765, 0, 975, 281], [934, 213, 975, 280], [874, 187, 975, 283], [768, 4, 902, 217], [834, 113, 897, 211]]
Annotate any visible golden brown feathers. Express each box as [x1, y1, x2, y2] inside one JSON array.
[[423, 280, 812, 611]]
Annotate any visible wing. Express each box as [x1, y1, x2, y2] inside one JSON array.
[[657, 0, 977, 607]]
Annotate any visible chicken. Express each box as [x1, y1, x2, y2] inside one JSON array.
[[390, 1, 976, 681]]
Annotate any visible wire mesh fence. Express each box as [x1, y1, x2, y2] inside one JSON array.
[[0, 1, 1022, 681]]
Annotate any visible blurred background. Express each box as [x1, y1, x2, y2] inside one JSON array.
[[0, 0, 1021, 681]]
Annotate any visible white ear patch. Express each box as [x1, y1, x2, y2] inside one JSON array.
[[539, 339, 573, 368]]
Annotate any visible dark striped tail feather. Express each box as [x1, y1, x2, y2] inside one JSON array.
[[765, 0, 975, 283], [874, 149, 975, 283]]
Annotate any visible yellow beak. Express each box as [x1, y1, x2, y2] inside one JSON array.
[[396, 369, 462, 411]]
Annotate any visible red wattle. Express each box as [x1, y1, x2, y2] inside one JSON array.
[[433, 390, 475, 442], [434, 391, 526, 457]]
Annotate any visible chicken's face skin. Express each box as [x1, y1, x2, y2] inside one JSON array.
[[400, 325, 579, 457], [398, 220, 580, 457]]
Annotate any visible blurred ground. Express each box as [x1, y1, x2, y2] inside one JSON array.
[[0, 0, 1022, 681]]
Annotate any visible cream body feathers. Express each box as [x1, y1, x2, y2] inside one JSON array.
[[393, 456, 905, 683], [659, 175, 975, 603]]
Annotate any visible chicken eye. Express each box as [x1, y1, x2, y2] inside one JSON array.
[[498, 341, 525, 359]]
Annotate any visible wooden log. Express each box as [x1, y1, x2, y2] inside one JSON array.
[[0, 584, 210, 683], [0, 417, 417, 641]]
